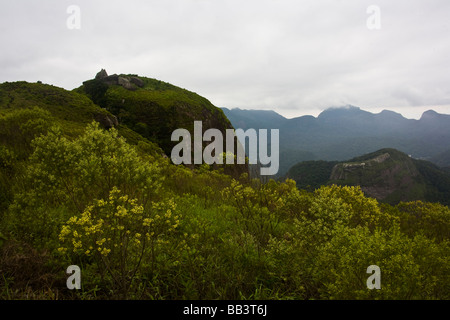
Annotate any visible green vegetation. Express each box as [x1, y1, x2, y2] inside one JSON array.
[[0, 81, 106, 136], [431, 148, 450, 168], [414, 159, 450, 205], [0, 81, 162, 154], [77, 74, 232, 155], [0, 122, 449, 300], [0, 80, 449, 300], [286, 160, 338, 191], [287, 148, 450, 206]]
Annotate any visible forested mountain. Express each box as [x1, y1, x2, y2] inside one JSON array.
[[223, 106, 450, 176], [431, 149, 450, 170], [77, 70, 233, 156], [287, 148, 450, 205], [0, 75, 449, 300]]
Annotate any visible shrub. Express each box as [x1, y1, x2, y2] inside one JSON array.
[[58, 187, 181, 297]]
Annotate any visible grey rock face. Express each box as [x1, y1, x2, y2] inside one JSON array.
[[95, 69, 108, 79], [94, 112, 119, 129], [118, 77, 136, 90], [130, 77, 144, 88], [93, 70, 143, 91]]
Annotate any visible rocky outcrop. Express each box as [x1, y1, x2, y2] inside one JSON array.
[[95, 69, 108, 80], [118, 76, 135, 90], [92, 69, 142, 91], [130, 77, 144, 88], [371, 152, 390, 164], [329, 150, 422, 203], [94, 112, 119, 129], [102, 74, 119, 86], [330, 153, 391, 180]]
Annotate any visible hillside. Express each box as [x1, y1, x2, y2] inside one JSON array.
[[223, 106, 450, 176], [221, 107, 287, 130], [0, 74, 248, 214], [285, 160, 339, 191], [0, 80, 162, 152], [77, 70, 234, 156], [286, 148, 450, 205], [0, 80, 166, 214], [431, 149, 450, 169], [0, 76, 449, 301]]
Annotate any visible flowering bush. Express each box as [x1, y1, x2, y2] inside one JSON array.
[[58, 187, 180, 296]]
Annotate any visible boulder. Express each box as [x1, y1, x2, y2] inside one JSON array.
[[130, 77, 144, 88], [102, 74, 119, 85], [94, 112, 119, 129], [118, 76, 136, 90], [95, 69, 108, 79]]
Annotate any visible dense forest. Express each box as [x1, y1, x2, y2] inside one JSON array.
[[286, 148, 450, 206], [0, 80, 449, 300]]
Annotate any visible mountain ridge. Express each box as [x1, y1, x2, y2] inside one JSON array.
[[222, 106, 450, 175], [224, 105, 449, 123], [286, 148, 450, 205]]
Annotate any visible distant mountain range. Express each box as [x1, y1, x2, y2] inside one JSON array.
[[222, 106, 450, 176]]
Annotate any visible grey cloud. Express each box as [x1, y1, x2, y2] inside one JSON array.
[[0, 0, 449, 119]]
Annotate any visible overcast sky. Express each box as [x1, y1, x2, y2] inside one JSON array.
[[1, 0, 450, 119]]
